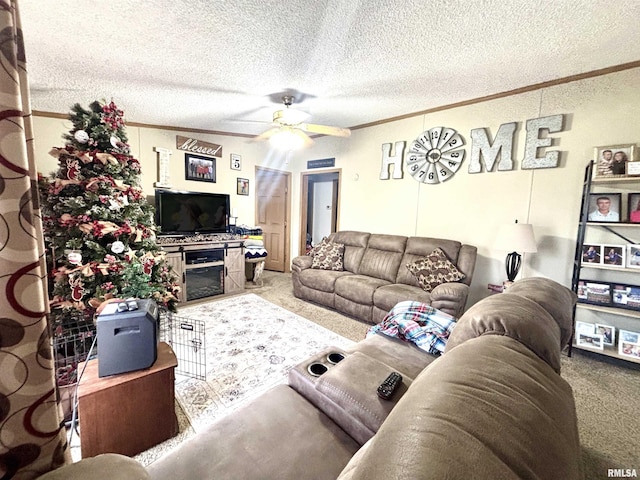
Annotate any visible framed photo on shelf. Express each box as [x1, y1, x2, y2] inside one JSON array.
[[575, 321, 594, 335], [581, 244, 603, 264], [602, 244, 625, 267], [593, 144, 636, 179], [185, 153, 216, 183], [618, 330, 640, 360], [612, 283, 640, 310], [594, 323, 615, 346], [628, 193, 640, 223], [627, 161, 640, 177], [237, 178, 249, 196], [587, 193, 621, 222], [627, 244, 640, 268], [576, 331, 604, 350], [578, 280, 611, 306]]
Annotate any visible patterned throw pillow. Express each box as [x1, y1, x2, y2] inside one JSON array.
[[311, 241, 345, 271], [406, 248, 465, 292], [307, 237, 328, 256]]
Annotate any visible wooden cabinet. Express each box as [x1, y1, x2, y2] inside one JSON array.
[[165, 251, 185, 303], [224, 244, 245, 294], [78, 342, 178, 457], [571, 161, 640, 365]]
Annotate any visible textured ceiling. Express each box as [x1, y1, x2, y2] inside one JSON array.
[[19, 0, 640, 137]]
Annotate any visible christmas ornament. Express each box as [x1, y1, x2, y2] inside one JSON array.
[[74, 130, 89, 143], [69, 275, 85, 302], [67, 250, 82, 265], [110, 135, 120, 148], [65, 158, 80, 180], [111, 241, 125, 254]]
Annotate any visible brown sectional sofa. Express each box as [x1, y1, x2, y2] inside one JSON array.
[[292, 231, 478, 322], [41, 277, 583, 480]]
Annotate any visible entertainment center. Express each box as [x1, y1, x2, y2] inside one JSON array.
[[161, 237, 245, 303], [155, 189, 245, 302]]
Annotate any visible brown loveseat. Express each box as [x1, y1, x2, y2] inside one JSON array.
[[292, 231, 477, 322], [40, 277, 583, 480]]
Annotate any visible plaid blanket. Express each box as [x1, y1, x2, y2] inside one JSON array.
[[367, 301, 457, 355]]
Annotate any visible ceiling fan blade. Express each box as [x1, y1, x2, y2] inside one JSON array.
[[292, 128, 314, 147], [299, 123, 351, 137], [254, 127, 279, 141]]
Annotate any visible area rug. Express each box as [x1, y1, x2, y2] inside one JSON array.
[[171, 293, 355, 432]]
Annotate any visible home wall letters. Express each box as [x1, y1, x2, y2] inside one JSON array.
[[379, 114, 565, 180]]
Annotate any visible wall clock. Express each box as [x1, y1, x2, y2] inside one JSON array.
[[405, 127, 465, 184]]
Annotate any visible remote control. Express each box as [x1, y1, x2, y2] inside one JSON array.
[[377, 371, 402, 400]]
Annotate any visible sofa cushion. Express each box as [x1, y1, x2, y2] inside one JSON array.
[[344, 332, 438, 380], [38, 454, 150, 480], [312, 240, 345, 271], [299, 268, 352, 293], [335, 275, 391, 304], [331, 231, 371, 273], [357, 234, 407, 282], [148, 384, 360, 480], [372, 283, 432, 313], [405, 248, 465, 292]]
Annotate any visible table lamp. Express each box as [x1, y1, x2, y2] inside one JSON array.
[[494, 220, 538, 282]]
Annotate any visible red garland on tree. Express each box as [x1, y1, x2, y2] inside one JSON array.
[[39, 100, 179, 327]]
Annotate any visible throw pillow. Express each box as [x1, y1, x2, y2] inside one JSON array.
[[307, 237, 328, 256], [311, 241, 345, 271], [406, 248, 465, 292]]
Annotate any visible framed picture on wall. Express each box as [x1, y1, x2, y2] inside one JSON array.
[[185, 153, 216, 183], [593, 144, 636, 179], [587, 193, 621, 222], [230, 153, 242, 171], [237, 178, 249, 196], [628, 193, 640, 223]]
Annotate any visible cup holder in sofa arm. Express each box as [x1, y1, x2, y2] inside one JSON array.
[[307, 362, 329, 377], [327, 352, 346, 364]]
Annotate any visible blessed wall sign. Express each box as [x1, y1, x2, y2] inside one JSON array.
[[176, 135, 223, 157], [380, 114, 565, 183]]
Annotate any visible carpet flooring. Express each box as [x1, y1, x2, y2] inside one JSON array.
[[133, 271, 639, 479]]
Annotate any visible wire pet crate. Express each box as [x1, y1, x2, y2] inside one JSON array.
[[52, 313, 97, 420], [52, 315, 97, 387], [159, 309, 206, 380]]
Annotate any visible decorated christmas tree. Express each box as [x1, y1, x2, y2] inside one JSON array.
[[39, 100, 179, 329]]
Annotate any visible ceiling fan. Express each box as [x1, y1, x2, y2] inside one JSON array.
[[256, 95, 351, 149]]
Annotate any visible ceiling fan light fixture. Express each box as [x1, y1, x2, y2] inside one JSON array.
[[273, 108, 310, 125], [269, 127, 305, 150]]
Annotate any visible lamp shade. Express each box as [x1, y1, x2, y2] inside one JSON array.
[[494, 222, 538, 253]]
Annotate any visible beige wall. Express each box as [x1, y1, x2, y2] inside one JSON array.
[[32, 67, 640, 307]]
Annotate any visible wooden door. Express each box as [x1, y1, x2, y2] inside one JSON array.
[[256, 168, 290, 272]]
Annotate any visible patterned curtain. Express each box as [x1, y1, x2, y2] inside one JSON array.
[[0, 0, 70, 478]]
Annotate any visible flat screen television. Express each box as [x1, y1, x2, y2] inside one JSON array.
[[155, 189, 230, 236]]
